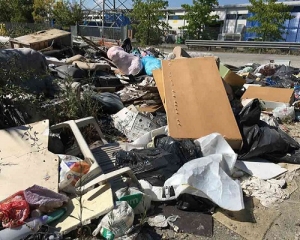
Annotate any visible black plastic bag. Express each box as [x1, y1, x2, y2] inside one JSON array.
[[91, 92, 124, 114], [121, 38, 132, 53], [154, 135, 202, 165], [114, 148, 182, 186], [238, 99, 300, 163]]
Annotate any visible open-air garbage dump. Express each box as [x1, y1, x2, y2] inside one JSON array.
[[2, 29, 300, 240]]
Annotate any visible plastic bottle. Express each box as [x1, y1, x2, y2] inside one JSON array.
[[0, 216, 48, 240]]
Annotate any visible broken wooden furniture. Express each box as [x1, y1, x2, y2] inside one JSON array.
[[50, 117, 139, 193], [9, 29, 71, 51]]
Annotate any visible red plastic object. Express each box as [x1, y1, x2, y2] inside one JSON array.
[[0, 191, 30, 228]]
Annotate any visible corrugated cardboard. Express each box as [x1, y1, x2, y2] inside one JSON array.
[[242, 86, 294, 105], [219, 64, 246, 87], [162, 57, 242, 150]]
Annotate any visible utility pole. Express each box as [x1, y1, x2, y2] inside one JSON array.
[[102, 0, 105, 37]]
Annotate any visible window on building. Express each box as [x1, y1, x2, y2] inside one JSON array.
[[226, 14, 237, 20], [168, 15, 183, 20], [238, 14, 247, 20]]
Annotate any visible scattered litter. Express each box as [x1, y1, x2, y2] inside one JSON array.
[[241, 177, 289, 208], [2, 27, 300, 240], [93, 201, 134, 239], [112, 106, 159, 141], [147, 214, 179, 231], [116, 187, 152, 215]]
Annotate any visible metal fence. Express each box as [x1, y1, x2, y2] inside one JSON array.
[[72, 25, 127, 40], [185, 40, 300, 50]]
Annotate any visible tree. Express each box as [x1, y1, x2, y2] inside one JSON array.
[[11, 0, 34, 22], [52, 0, 84, 27], [248, 0, 294, 41], [130, 0, 169, 45], [0, 0, 34, 22], [181, 0, 219, 40], [33, 0, 55, 23]]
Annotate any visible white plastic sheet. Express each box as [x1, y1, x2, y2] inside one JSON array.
[[164, 154, 244, 211], [140, 133, 244, 211], [194, 132, 238, 175]]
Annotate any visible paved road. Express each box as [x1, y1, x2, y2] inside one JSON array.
[[194, 51, 300, 68], [160, 45, 300, 67]]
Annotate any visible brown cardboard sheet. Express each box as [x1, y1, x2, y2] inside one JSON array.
[[242, 86, 294, 105], [161, 57, 242, 150]]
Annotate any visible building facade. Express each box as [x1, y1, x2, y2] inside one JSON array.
[[162, 1, 300, 42]]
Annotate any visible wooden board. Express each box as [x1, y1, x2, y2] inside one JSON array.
[[13, 29, 71, 45], [0, 120, 59, 201], [242, 86, 294, 105], [162, 57, 242, 149], [152, 69, 166, 108], [52, 184, 114, 234]]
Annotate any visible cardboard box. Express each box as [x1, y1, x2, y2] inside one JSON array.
[[242, 86, 294, 105], [161, 57, 242, 150], [219, 64, 246, 87]]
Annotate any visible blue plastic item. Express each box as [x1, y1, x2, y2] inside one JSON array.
[[141, 56, 161, 76]]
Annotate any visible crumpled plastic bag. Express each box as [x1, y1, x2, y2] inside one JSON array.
[[238, 99, 300, 163], [115, 187, 151, 215], [0, 191, 30, 228], [59, 155, 91, 193], [107, 46, 142, 76], [140, 133, 244, 211], [115, 148, 182, 186], [272, 106, 295, 122], [141, 55, 161, 76], [91, 92, 124, 115], [24, 185, 69, 213], [154, 135, 202, 165], [164, 154, 244, 211], [93, 201, 134, 239]]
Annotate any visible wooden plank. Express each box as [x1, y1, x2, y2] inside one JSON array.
[[13, 29, 70, 45], [241, 86, 294, 105], [0, 120, 59, 201], [153, 69, 166, 109], [161, 57, 242, 149]]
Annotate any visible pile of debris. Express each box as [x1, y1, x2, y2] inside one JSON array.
[[1, 29, 300, 239]]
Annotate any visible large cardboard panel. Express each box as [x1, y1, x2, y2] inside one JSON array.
[[0, 120, 59, 201], [242, 86, 294, 105], [153, 69, 166, 108], [162, 57, 242, 149]]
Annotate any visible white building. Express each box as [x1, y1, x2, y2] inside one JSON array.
[[161, 1, 300, 42]]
